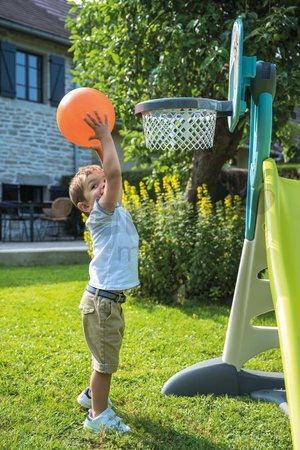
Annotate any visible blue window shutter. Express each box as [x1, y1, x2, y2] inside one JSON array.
[[49, 55, 65, 106], [0, 41, 16, 98]]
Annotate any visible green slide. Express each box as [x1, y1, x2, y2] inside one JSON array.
[[263, 158, 300, 448]]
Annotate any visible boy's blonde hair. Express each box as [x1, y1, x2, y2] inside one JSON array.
[[69, 165, 104, 207]]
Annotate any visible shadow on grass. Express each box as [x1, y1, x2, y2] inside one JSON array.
[[0, 264, 88, 288], [127, 413, 230, 450], [0, 265, 230, 324], [130, 296, 230, 321]]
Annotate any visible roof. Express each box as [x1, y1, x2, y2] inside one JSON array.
[[0, 0, 72, 41]]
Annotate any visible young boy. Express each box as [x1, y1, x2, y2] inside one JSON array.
[[69, 111, 139, 433]]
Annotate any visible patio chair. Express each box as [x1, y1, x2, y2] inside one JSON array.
[[40, 197, 73, 240]]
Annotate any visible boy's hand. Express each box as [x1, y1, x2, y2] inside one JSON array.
[[83, 111, 111, 143], [90, 144, 102, 152]]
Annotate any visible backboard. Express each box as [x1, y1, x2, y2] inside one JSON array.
[[228, 18, 244, 132]]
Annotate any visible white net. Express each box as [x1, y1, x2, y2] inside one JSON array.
[[141, 108, 217, 152]]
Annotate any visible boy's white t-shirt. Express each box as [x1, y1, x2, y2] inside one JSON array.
[[86, 200, 139, 291]]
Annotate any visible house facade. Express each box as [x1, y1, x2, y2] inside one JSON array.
[[0, 0, 132, 204]]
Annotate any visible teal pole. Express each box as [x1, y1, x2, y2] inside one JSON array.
[[245, 92, 273, 240], [245, 59, 276, 240]]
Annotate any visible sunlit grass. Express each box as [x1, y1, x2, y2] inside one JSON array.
[[0, 265, 291, 449]]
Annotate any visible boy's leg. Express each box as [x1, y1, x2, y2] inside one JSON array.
[[90, 369, 112, 417], [84, 368, 130, 433]]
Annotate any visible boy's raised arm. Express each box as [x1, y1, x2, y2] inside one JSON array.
[[84, 112, 122, 212], [90, 144, 104, 168]]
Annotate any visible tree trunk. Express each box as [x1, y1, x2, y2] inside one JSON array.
[[184, 117, 245, 204]]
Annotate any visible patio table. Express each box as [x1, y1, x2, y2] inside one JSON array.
[[0, 201, 52, 242]]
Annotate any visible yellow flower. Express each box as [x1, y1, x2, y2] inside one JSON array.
[[139, 181, 149, 201], [202, 185, 208, 196], [83, 229, 93, 259], [200, 197, 213, 217], [197, 184, 213, 217], [130, 185, 137, 196], [122, 191, 128, 206], [123, 180, 130, 194], [154, 180, 161, 196], [133, 196, 141, 208], [171, 175, 180, 189], [197, 185, 203, 200], [224, 195, 232, 210], [162, 176, 174, 200]]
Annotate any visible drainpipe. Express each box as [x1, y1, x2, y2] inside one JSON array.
[[73, 144, 79, 173], [71, 78, 80, 173]]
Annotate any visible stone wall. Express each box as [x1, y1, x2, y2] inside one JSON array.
[[0, 27, 94, 199], [0, 25, 141, 203], [0, 96, 93, 187]]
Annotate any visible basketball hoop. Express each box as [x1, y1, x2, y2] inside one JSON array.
[[135, 98, 232, 151]]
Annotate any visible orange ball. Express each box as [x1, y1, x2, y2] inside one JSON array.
[[56, 88, 115, 147]]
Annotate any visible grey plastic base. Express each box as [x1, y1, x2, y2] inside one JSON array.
[[162, 357, 284, 396], [250, 389, 288, 416]]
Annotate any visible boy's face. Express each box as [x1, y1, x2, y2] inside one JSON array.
[[78, 171, 106, 214]]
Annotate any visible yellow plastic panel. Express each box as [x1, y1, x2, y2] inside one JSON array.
[[263, 158, 300, 449]]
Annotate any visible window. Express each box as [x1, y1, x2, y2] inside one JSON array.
[[16, 50, 42, 103], [2, 184, 43, 202], [0, 41, 65, 105], [20, 185, 43, 203]]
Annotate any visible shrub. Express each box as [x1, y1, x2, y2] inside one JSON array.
[[82, 213, 93, 259], [122, 176, 196, 301], [121, 169, 152, 190], [83, 177, 245, 304], [188, 188, 244, 302]]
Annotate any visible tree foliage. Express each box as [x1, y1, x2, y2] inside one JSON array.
[[67, 0, 300, 193]]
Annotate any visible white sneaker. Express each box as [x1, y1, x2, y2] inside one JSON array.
[[77, 387, 112, 409], [84, 407, 131, 433]]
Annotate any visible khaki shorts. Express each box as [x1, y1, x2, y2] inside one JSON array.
[[79, 291, 125, 374]]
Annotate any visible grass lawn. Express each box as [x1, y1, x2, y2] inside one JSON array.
[[0, 265, 292, 449]]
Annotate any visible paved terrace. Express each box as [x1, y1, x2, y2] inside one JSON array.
[[0, 240, 89, 266]]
